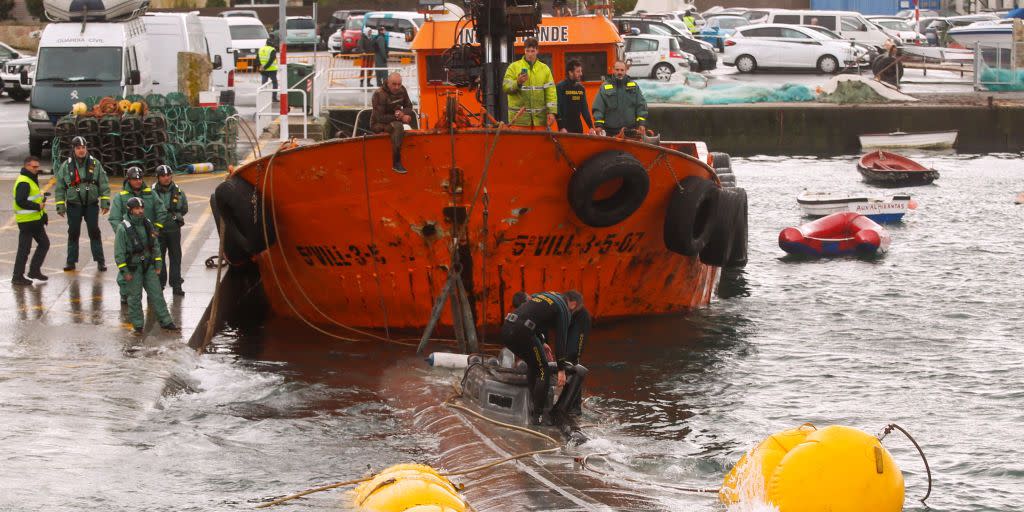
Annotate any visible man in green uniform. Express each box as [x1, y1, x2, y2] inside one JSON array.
[[109, 166, 168, 303], [54, 136, 111, 272], [592, 60, 649, 138], [152, 165, 188, 296], [114, 197, 177, 334], [502, 37, 557, 129]]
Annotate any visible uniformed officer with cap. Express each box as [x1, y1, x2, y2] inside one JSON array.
[[109, 166, 168, 303], [152, 165, 188, 295], [114, 196, 178, 334], [54, 136, 111, 272]]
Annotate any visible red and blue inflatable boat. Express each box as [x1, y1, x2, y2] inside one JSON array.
[[779, 212, 891, 257]]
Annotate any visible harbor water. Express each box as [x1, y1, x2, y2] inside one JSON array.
[[1, 153, 1022, 511]]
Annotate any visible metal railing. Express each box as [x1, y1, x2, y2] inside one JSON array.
[[255, 74, 314, 140]]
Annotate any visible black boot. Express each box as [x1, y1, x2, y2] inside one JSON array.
[[27, 270, 48, 281], [11, 275, 32, 286], [392, 146, 407, 174], [63, 264, 75, 272]]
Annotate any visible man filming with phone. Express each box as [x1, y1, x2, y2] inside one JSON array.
[[502, 37, 557, 130]]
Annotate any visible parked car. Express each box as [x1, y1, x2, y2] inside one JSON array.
[[219, 10, 259, 19], [866, 16, 928, 45], [613, 16, 717, 71], [623, 34, 697, 80], [226, 16, 268, 71], [361, 11, 425, 53], [723, 24, 863, 74], [0, 42, 24, 96], [707, 9, 770, 23], [330, 15, 365, 54], [921, 14, 999, 46], [802, 25, 876, 65], [1, 55, 35, 102], [699, 14, 749, 51], [274, 16, 319, 50], [763, 9, 894, 50], [322, 9, 369, 46], [895, 9, 940, 20], [200, 16, 235, 99]]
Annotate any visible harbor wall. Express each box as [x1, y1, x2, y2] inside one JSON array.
[[649, 103, 1024, 155]]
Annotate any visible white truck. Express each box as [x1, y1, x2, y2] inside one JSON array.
[[27, 12, 220, 156]]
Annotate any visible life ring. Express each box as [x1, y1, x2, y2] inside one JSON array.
[[568, 151, 650, 228], [211, 176, 274, 266], [699, 187, 745, 266], [664, 176, 718, 256]]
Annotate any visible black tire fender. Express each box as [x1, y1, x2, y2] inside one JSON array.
[[727, 188, 748, 268], [710, 152, 731, 171], [664, 176, 718, 256], [211, 176, 275, 265], [568, 151, 650, 228]]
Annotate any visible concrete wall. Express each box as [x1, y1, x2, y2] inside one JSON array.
[[649, 104, 1024, 155]]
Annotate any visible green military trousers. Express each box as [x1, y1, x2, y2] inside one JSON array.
[[118, 263, 172, 329]]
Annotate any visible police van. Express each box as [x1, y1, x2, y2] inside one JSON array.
[[27, 12, 218, 156]]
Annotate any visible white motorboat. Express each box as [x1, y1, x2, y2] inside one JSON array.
[[859, 130, 958, 150], [947, 19, 1014, 48], [797, 191, 912, 223]]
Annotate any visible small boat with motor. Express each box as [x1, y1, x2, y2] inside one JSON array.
[[857, 151, 939, 187], [43, 0, 149, 21], [779, 212, 891, 257], [859, 130, 958, 150], [797, 191, 912, 223]]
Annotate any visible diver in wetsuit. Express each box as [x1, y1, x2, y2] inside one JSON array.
[[501, 290, 591, 427]]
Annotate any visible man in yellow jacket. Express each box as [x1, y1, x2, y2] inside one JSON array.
[[502, 37, 557, 129]]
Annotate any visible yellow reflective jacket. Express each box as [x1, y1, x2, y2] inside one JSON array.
[[502, 57, 557, 127]]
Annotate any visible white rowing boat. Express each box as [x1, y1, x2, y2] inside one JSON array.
[[859, 130, 958, 150]]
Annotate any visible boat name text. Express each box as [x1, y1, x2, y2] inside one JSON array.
[[458, 25, 570, 45], [511, 232, 645, 257], [296, 244, 387, 267]]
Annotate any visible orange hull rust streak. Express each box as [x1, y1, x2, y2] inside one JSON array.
[[236, 130, 721, 330]]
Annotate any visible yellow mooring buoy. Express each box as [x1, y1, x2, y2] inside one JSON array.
[[353, 463, 466, 512], [720, 424, 905, 512]]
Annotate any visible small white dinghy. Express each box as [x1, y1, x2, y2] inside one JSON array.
[[859, 130, 958, 150], [797, 191, 913, 223], [43, 0, 149, 22]]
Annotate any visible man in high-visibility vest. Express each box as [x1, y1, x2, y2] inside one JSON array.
[[683, 10, 699, 34], [502, 37, 557, 129], [11, 155, 50, 286], [258, 36, 280, 102]]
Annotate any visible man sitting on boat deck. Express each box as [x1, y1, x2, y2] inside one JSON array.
[[592, 61, 649, 138], [370, 72, 415, 174], [502, 37, 557, 130], [501, 290, 592, 427]]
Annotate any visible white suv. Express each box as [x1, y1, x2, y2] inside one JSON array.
[[623, 35, 697, 81], [1, 56, 35, 102]]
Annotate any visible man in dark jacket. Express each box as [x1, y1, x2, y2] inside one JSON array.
[[370, 72, 415, 174], [371, 26, 389, 87], [11, 156, 50, 285], [556, 59, 595, 134], [592, 60, 649, 138]]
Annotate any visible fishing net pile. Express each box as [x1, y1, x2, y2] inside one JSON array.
[[978, 65, 1024, 92], [639, 76, 816, 105], [51, 92, 239, 176]]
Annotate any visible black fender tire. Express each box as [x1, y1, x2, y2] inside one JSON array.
[[726, 188, 748, 268], [8, 89, 29, 102], [719, 174, 736, 187], [710, 152, 731, 171], [664, 176, 718, 256], [211, 176, 275, 265], [568, 151, 650, 228], [699, 188, 742, 266]]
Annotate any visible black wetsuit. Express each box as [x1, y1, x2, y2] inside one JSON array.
[[501, 291, 589, 418], [556, 78, 593, 134]]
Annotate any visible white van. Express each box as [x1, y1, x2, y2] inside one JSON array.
[[226, 16, 268, 71], [362, 11, 425, 52], [763, 10, 893, 49], [27, 14, 217, 156], [200, 16, 235, 93]]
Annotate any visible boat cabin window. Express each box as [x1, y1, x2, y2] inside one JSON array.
[[424, 54, 446, 83], [565, 51, 608, 82]]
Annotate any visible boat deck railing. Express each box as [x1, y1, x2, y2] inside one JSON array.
[[972, 41, 1021, 91]]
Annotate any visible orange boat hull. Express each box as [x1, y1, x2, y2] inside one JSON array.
[[233, 130, 721, 330]]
